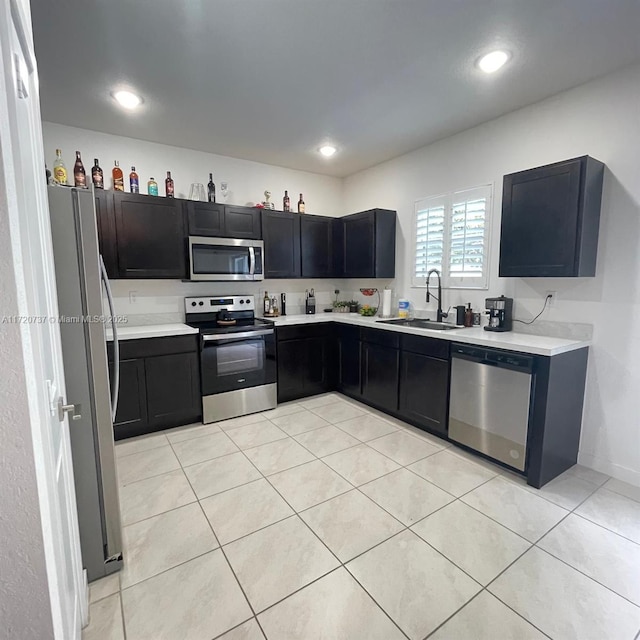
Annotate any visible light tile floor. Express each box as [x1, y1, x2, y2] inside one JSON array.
[[83, 392, 640, 640]]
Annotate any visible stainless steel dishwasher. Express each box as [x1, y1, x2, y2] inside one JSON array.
[[448, 343, 534, 472]]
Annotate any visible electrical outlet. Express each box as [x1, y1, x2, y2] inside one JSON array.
[[545, 291, 556, 307], [129, 291, 138, 304]]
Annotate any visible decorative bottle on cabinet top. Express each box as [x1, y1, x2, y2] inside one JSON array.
[[73, 151, 86, 188], [112, 160, 124, 191], [165, 171, 174, 198], [91, 158, 104, 189], [53, 148, 67, 185], [147, 177, 159, 196]]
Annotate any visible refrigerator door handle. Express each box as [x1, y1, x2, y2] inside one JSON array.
[[100, 255, 119, 421]]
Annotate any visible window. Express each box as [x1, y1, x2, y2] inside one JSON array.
[[412, 184, 492, 289]]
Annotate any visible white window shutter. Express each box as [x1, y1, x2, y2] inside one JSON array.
[[412, 194, 448, 286], [412, 185, 492, 290]]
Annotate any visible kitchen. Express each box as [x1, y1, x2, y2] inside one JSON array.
[[2, 1, 640, 640]]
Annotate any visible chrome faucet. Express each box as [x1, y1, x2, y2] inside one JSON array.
[[426, 269, 448, 322]]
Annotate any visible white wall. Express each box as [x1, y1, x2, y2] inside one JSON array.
[[344, 63, 640, 485], [42, 122, 343, 215]]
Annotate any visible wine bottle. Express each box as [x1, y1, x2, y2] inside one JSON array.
[[165, 171, 174, 198], [297, 193, 305, 214], [283, 190, 290, 212], [91, 158, 104, 189], [147, 177, 159, 196], [129, 166, 139, 193], [112, 161, 124, 191], [73, 151, 86, 188], [207, 173, 216, 203], [53, 149, 68, 185]]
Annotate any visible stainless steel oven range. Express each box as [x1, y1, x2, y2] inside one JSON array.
[[185, 295, 276, 423]]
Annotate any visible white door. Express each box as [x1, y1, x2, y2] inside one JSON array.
[[0, 1, 85, 638]]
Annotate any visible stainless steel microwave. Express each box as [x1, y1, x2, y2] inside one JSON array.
[[188, 237, 264, 281]]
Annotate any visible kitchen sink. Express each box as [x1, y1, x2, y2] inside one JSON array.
[[378, 318, 460, 331]]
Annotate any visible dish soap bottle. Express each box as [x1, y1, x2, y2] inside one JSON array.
[[464, 303, 474, 328]]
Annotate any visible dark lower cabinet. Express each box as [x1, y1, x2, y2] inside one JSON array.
[[276, 325, 333, 402], [361, 338, 400, 413], [262, 210, 301, 278], [145, 352, 200, 429], [337, 325, 361, 397], [399, 352, 449, 436], [109, 335, 201, 440], [112, 358, 148, 435]]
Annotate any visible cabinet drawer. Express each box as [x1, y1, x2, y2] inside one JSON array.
[[401, 335, 449, 360], [361, 327, 399, 349], [108, 334, 199, 360], [276, 323, 333, 341]]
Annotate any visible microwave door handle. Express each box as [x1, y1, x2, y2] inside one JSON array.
[[248, 246, 255, 276]]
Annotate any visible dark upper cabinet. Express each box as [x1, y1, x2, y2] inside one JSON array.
[[398, 335, 450, 436], [145, 352, 201, 429], [187, 202, 262, 239], [361, 329, 400, 412], [499, 156, 604, 278], [224, 206, 262, 239], [301, 214, 334, 278], [186, 201, 225, 236], [262, 210, 301, 278], [113, 192, 187, 279], [94, 189, 117, 278], [338, 209, 397, 278]]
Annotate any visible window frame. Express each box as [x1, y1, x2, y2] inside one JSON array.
[[411, 183, 493, 290]]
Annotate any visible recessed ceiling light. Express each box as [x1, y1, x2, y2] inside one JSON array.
[[319, 145, 337, 157], [111, 90, 142, 110], [477, 50, 510, 74]]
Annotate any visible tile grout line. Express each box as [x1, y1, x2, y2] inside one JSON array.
[[168, 436, 265, 638], [229, 436, 412, 639], [114, 393, 632, 639]]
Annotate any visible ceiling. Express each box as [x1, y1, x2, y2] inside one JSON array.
[[31, 0, 640, 177]]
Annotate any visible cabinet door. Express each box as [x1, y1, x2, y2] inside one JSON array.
[[306, 336, 331, 395], [301, 215, 333, 278], [224, 206, 262, 239], [337, 326, 361, 396], [499, 159, 582, 277], [114, 192, 186, 278], [399, 352, 449, 436], [262, 210, 301, 278], [361, 342, 399, 411], [112, 358, 148, 440], [145, 352, 201, 429], [187, 201, 224, 237], [94, 189, 118, 278], [277, 338, 306, 402], [343, 212, 375, 277]]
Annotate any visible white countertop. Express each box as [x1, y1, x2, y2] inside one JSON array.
[[261, 313, 589, 356], [106, 323, 199, 341]]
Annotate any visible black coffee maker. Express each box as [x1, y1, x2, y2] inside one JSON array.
[[484, 296, 513, 332]]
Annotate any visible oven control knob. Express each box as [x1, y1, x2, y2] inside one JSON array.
[[239, 300, 244, 304], [245, 299, 251, 304], [191, 301, 196, 307], [199, 301, 204, 306]]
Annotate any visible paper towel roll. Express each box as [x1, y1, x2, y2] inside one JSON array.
[[382, 288, 392, 318]]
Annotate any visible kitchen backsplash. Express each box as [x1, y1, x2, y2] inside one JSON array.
[[106, 278, 393, 324]]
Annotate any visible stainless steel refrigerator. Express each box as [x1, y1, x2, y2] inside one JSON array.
[[47, 186, 122, 582]]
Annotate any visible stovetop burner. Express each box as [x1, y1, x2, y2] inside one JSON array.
[[184, 295, 273, 335]]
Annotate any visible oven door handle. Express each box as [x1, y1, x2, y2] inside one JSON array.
[[248, 246, 256, 276], [202, 329, 273, 342]]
